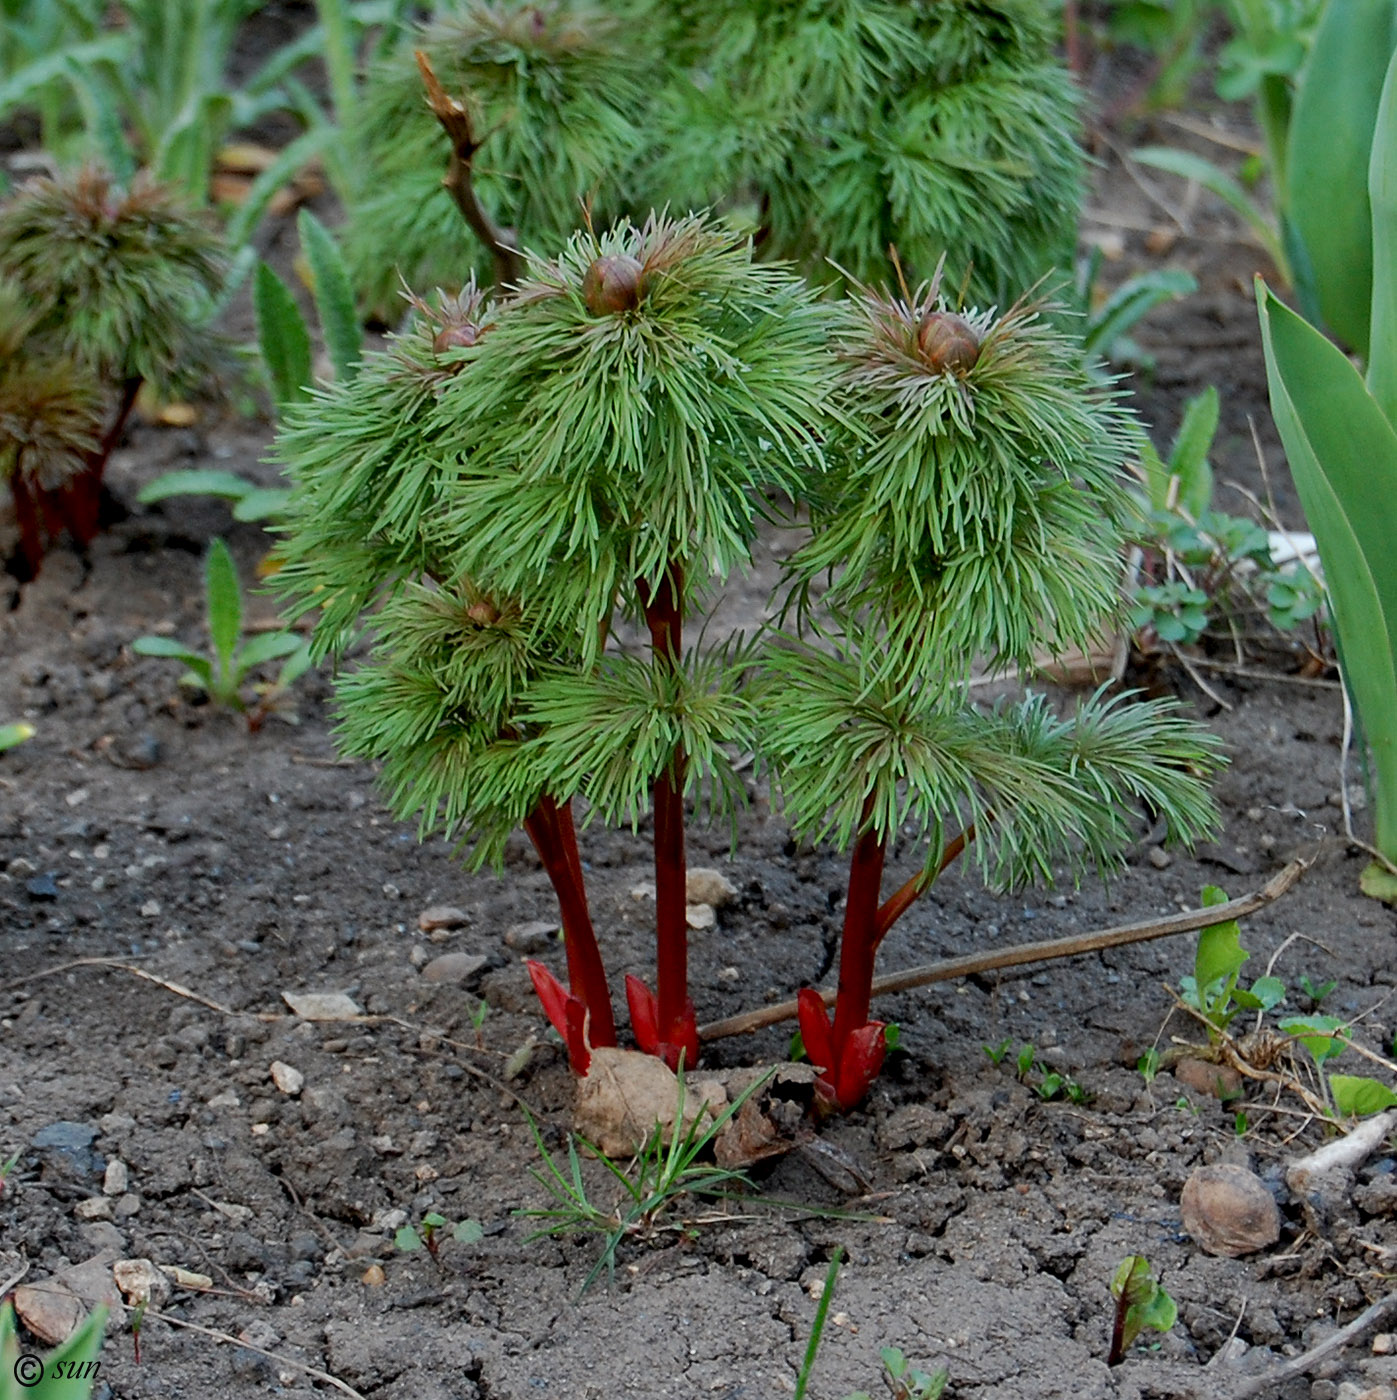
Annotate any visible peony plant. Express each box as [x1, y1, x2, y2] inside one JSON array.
[[273, 213, 1222, 1109]]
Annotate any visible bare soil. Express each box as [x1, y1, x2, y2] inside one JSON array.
[[4, 66, 1397, 1400]]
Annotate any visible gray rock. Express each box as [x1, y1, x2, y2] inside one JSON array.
[[418, 904, 469, 932], [504, 919, 558, 952], [420, 952, 489, 985]]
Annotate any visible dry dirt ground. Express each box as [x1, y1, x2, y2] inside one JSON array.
[[4, 54, 1397, 1400]]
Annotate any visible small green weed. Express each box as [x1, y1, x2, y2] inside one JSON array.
[[1108, 1255, 1177, 1365], [133, 538, 310, 728], [395, 1212, 483, 1262], [519, 1069, 768, 1292], [794, 1247, 949, 1400], [994, 1042, 1089, 1103]]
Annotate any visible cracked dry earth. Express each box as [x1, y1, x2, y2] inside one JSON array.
[[5, 139, 1397, 1400]]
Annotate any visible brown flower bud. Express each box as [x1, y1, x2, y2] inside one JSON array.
[[433, 322, 482, 355], [466, 598, 500, 627], [582, 254, 645, 316], [916, 311, 981, 373]]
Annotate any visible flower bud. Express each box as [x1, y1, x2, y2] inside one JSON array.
[[466, 598, 500, 626], [916, 311, 981, 373], [582, 254, 645, 315], [433, 322, 482, 355]]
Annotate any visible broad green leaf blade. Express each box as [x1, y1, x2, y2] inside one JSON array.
[[0, 34, 130, 117], [1168, 386, 1219, 517], [253, 261, 313, 410], [1133, 148, 1287, 278], [224, 124, 336, 249], [131, 636, 206, 668], [1258, 283, 1397, 859], [1369, 47, 1397, 425], [204, 539, 243, 680], [276, 641, 314, 689], [237, 630, 304, 673], [0, 721, 34, 752], [28, 1303, 107, 1400], [1194, 886, 1246, 1016], [1330, 1074, 1397, 1116], [1279, 1014, 1349, 1067], [1085, 269, 1197, 363], [137, 469, 255, 504], [231, 487, 292, 522], [297, 209, 362, 383], [1286, 0, 1397, 356], [1361, 861, 1397, 903], [1131, 1285, 1178, 1339]]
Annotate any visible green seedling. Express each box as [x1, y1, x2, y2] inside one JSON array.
[[1137, 1047, 1162, 1084], [128, 1297, 145, 1365], [1178, 885, 1286, 1040], [132, 537, 309, 728], [520, 1068, 769, 1292], [1074, 248, 1197, 375], [0, 723, 33, 753], [1298, 974, 1338, 1008], [394, 1211, 483, 1261], [983, 1037, 1013, 1066], [796, 1248, 948, 1400], [0, 1148, 18, 1195], [0, 1301, 106, 1400], [1108, 1255, 1177, 1366], [846, 1348, 948, 1400]]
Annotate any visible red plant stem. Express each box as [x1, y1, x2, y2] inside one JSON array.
[[7, 454, 44, 582], [639, 563, 689, 1039], [830, 793, 887, 1060], [522, 793, 616, 1047], [871, 822, 977, 950], [53, 375, 143, 547]]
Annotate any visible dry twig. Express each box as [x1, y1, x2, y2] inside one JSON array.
[[701, 857, 1308, 1041]]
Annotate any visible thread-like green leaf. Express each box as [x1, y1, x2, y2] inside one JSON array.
[[298, 209, 362, 382], [1258, 282, 1397, 859], [253, 261, 313, 409], [1286, 0, 1397, 356], [204, 538, 243, 681]]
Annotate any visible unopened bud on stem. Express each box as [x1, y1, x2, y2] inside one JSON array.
[[583, 254, 645, 315], [916, 311, 981, 373]]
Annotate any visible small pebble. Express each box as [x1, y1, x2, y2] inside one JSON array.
[[420, 952, 488, 985], [418, 904, 469, 932], [686, 868, 738, 907], [6, 857, 36, 878], [74, 1197, 114, 1220], [1148, 847, 1172, 869], [103, 1159, 129, 1196], [270, 1062, 304, 1096], [505, 919, 558, 952], [686, 903, 716, 931]]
